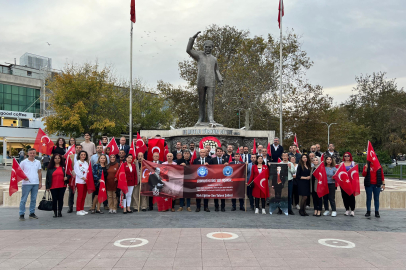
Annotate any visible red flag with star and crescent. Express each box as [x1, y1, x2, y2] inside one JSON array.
[[147, 139, 165, 161], [129, 140, 136, 163], [65, 156, 75, 194], [367, 141, 381, 170], [153, 197, 172, 212], [85, 161, 96, 194], [9, 158, 28, 196], [190, 150, 197, 164], [135, 132, 147, 156], [64, 145, 75, 159], [98, 173, 107, 203], [115, 162, 128, 194], [333, 163, 354, 196], [33, 128, 54, 155], [278, 0, 284, 28], [251, 168, 269, 198], [106, 137, 119, 155], [294, 134, 300, 153], [313, 162, 329, 198], [348, 165, 360, 196]]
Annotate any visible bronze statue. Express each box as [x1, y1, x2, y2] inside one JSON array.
[[186, 31, 223, 126]]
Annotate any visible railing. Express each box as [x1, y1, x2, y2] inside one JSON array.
[[357, 163, 403, 180]]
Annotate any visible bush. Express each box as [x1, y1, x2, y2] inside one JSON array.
[[352, 150, 392, 164]]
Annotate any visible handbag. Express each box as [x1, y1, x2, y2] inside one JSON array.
[[38, 190, 53, 211]]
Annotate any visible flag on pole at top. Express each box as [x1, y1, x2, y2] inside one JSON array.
[[278, 0, 284, 28], [130, 0, 136, 23]]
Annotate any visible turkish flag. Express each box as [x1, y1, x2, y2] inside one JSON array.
[[236, 148, 243, 162], [99, 140, 101, 145], [65, 156, 75, 194], [9, 158, 28, 196], [64, 145, 75, 159], [190, 150, 197, 164], [130, 0, 136, 23], [333, 163, 354, 196], [278, 158, 282, 163], [252, 168, 269, 198], [163, 144, 169, 162], [86, 161, 96, 194], [116, 163, 128, 194], [321, 153, 324, 162], [228, 153, 233, 163], [98, 173, 107, 203], [154, 197, 172, 212], [313, 162, 329, 198], [278, 0, 284, 28], [129, 140, 136, 163], [267, 142, 271, 158], [33, 128, 54, 155], [135, 132, 147, 156], [253, 139, 256, 155], [147, 139, 165, 161], [348, 165, 360, 196], [367, 141, 381, 170], [106, 137, 119, 155], [294, 134, 300, 153]]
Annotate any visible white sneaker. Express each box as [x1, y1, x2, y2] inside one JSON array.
[[255, 208, 259, 214], [296, 204, 300, 210], [345, 211, 350, 216], [262, 209, 266, 215], [350, 211, 355, 217], [109, 209, 112, 213], [331, 211, 337, 217], [83, 210, 89, 215], [323, 211, 330, 216], [113, 210, 117, 214], [305, 205, 310, 210], [76, 211, 85, 216]]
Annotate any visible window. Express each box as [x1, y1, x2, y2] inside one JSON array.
[[27, 71, 32, 76], [0, 83, 40, 113]]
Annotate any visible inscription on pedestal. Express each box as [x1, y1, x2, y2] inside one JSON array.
[[183, 129, 240, 136]]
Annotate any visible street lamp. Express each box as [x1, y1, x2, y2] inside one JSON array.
[[321, 122, 337, 146]]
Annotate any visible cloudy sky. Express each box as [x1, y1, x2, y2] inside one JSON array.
[[1, 0, 405, 104]]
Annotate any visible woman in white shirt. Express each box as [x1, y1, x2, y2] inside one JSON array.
[[74, 151, 89, 216]]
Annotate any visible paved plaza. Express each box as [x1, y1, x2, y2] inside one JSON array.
[[0, 207, 406, 270]]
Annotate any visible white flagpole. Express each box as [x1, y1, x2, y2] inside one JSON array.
[[129, 22, 133, 142], [279, 0, 283, 145]]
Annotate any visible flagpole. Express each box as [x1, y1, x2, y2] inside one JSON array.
[[245, 163, 247, 212], [279, 0, 283, 145], [129, 21, 133, 143], [138, 161, 142, 212]]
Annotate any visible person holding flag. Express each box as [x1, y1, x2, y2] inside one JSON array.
[[323, 156, 337, 217], [74, 151, 90, 216], [106, 154, 120, 213], [18, 148, 42, 221], [363, 142, 385, 218], [310, 156, 323, 216], [91, 154, 108, 214], [340, 152, 357, 216], [248, 155, 269, 214], [122, 154, 137, 214], [45, 154, 70, 218]]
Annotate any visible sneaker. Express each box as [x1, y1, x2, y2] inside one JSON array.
[[262, 209, 266, 215], [109, 209, 112, 213], [83, 210, 89, 215], [177, 207, 183, 212], [255, 208, 259, 214], [296, 204, 300, 210], [344, 211, 350, 216], [350, 211, 355, 217], [76, 211, 85, 216], [323, 211, 330, 216], [331, 211, 337, 217], [19, 215, 25, 221], [187, 207, 192, 212], [29, 213, 38, 219], [113, 210, 117, 214]]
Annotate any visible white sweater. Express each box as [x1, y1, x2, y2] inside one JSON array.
[[74, 160, 89, 184]]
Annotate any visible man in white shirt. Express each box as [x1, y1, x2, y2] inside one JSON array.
[[19, 148, 42, 220], [242, 146, 251, 164], [80, 132, 96, 158]]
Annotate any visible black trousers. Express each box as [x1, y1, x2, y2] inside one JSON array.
[[341, 189, 356, 211], [68, 186, 74, 209], [323, 183, 336, 211], [312, 191, 323, 211], [292, 184, 300, 205], [255, 198, 266, 208], [149, 196, 154, 210], [214, 199, 225, 208], [247, 186, 254, 208], [51, 187, 66, 212], [306, 180, 311, 206], [232, 198, 244, 208], [196, 199, 208, 209]]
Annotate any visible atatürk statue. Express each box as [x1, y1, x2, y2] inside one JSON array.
[[187, 31, 223, 126]]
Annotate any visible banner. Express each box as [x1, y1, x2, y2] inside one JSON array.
[[268, 163, 289, 215], [141, 160, 246, 199]]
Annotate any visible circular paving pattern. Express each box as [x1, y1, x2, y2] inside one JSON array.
[[206, 232, 239, 240], [114, 238, 149, 248], [318, 238, 355, 248]]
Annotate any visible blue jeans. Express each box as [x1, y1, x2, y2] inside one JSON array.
[[288, 180, 293, 211], [365, 184, 381, 211], [179, 198, 190, 208], [19, 184, 39, 215]]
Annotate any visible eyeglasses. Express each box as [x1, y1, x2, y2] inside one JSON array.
[[344, 155, 350, 157]]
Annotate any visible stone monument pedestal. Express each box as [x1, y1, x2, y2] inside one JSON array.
[[140, 127, 275, 152]]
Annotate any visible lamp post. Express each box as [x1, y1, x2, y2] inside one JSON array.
[[321, 122, 337, 146]]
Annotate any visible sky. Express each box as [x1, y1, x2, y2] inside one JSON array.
[[1, 0, 405, 104]]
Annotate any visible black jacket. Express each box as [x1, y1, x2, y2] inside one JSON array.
[[193, 157, 210, 164], [45, 166, 71, 190], [270, 145, 284, 162], [211, 157, 226, 165]]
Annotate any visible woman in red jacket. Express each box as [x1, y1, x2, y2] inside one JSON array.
[[248, 156, 269, 214], [123, 154, 138, 214], [362, 161, 385, 218]]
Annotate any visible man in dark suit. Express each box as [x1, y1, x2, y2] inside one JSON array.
[[193, 149, 210, 212], [171, 141, 183, 158], [230, 153, 245, 211], [148, 167, 165, 195], [270, 137, 284, 162], [210, 147, 227, 212], [223, 144, 234, 162], [148, 152, 163, 210], [241, 146, 251, 163], [261, 148, 272, 164], [271, 164, 287, 214], [118, 136, 130, 155]]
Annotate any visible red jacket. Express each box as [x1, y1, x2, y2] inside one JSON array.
[[124, 163, 138, 186], [249, 164, 269, 198]]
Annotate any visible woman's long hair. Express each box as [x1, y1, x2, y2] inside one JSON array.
[[324, 156, 336, 167], [299, 154, 311, 170], [48, 154, 66, 169], [55, 137, 66, 148]]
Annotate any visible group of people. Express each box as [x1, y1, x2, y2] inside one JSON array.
[[17, 134, 385, 220]]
